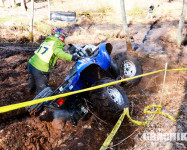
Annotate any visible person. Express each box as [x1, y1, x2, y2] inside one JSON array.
[[27, 28, 80, 95], [146, 5, 154, 20]]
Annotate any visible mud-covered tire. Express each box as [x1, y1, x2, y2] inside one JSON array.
[[26, 87, 53, 115], [90, 78, 129, 121], [113, 53, 143, 87]]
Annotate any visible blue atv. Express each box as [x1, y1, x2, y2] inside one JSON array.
[[27, 43, 142, 125]]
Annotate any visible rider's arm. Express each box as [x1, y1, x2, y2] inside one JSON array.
[[53, 42, 73, 61]]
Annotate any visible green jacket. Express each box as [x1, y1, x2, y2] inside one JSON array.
[[29, 35, 72, 72]]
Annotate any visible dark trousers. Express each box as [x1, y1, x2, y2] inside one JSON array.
[[28, 62, 49, 95]]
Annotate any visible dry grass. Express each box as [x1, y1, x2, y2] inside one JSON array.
[[0, 0, 185, 43]]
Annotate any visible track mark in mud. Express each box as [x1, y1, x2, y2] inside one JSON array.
[[143, 19, 160, 43], [0, 59, 28, 82]]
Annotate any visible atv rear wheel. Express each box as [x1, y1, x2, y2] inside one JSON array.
[[90, 78, 129, 122], [26, 87, 53, 115], [113, 53, 142, 87]]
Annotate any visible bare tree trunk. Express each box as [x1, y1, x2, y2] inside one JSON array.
[[11, 0, 16, 8], [30, 0, 34, 42], [21, 0, 27, 11], [48, 0, 50, 19], [120, 0, 133, 52], [177, 0, 187, 47], [0, 0, 5, 7]]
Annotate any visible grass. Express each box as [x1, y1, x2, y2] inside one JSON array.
[[29, 32, 34, 42], [0, 17, 30, 22], [127, 6, 147, 19], [35, 21, 52, 35], [0, 17, 52, 35]]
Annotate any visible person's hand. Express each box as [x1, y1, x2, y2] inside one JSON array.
[[72, 53, 81, 61]]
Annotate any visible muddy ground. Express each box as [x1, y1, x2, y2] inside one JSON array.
[[0, 0, 187, 149], [0, 38, 186, 150]]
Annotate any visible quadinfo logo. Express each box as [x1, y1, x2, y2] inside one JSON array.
[[142, 132, 187, 141]]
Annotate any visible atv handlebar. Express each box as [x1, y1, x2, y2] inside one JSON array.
[[68, 44, 88, 57], [68, 44, 77, 53], [68, 43, 99, 58]]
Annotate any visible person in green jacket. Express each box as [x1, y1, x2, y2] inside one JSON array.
[[28, 28, 80, 95]]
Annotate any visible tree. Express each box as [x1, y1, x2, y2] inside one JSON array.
[[120, 0, 133, 52], [21, 0, 27, 11], [0, 0, 5, 7], [177, 0, 187, 47], [30, 0, 34, 42]]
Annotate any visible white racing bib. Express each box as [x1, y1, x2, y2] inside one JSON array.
[[34, 41, 55, 63]]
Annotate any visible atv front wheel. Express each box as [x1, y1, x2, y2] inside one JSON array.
[[113, 53, 142, 87], [90, 78, 129, 121]]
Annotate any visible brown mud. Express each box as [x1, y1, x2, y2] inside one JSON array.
[[0, 41, 186, 149]]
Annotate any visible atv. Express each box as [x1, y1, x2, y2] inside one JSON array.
[[26, 43, 142, 125]]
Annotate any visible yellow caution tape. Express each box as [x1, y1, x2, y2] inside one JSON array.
[[0, 68, 186, 114], [0, 68, 185, 149], [100, 105, 175, 150], [100, 68, 184, 149], [144, 105, 175, 121], [100, 108, 129, 150]]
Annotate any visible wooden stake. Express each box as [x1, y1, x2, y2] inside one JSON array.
[[160, 62, 168, 105]]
